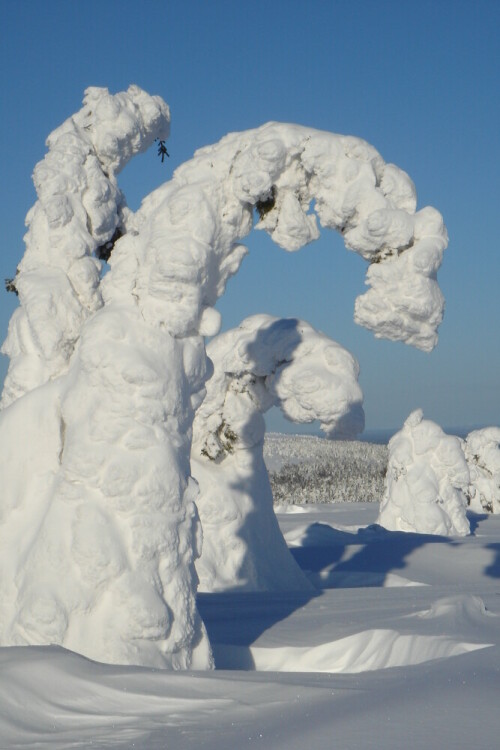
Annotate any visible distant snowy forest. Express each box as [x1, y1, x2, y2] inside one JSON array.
[[265, 434, 387, 505]]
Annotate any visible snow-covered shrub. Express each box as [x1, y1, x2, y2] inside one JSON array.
[[463, 427, 500, 513], [267, 436, 387, 505], [192, 315, 363, 592], [0, 85, 449, 668], [377, 410, 470, 536]]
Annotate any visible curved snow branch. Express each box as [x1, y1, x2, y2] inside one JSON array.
[[103, 122, 447, 352]]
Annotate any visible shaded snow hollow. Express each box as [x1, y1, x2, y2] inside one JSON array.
[[0, 85, 449, 669]]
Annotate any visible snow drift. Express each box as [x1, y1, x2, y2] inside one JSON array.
[[378, 410, 470, 536], [0, 85, 449, 668], [192, 314, 363, 592]]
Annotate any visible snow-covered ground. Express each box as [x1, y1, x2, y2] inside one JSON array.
[[2, 436, 500, 749]]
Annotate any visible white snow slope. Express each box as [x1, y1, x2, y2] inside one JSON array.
[[2, 438, 500, 748]]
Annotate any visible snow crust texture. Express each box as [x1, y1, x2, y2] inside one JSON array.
[[463, 427, 500, 513], [192, 314, 363, 592], [0, 85, 450, 669], [378, 410, 470, 536], [1, 85, 170, 407]]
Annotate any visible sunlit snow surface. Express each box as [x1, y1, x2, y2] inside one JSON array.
[[2, 492, 500, 748]]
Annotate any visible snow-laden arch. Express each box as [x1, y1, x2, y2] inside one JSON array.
[[192, 314, 364, 593], [0, 87, 448, 668]]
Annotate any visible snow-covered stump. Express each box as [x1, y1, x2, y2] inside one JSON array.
[[1, 86, 170, 407], [192, 315, 364, 592], [463, 427, 500, 513], [377, 410, 470, 536], [1, 90, 450, 667]]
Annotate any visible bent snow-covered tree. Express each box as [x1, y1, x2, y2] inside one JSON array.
[[0, 86, 448, 668], [192, 314, 364, 592]]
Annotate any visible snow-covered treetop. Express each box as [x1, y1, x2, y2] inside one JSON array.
[[1, 86, 170, 407], [378, 409, 470, 536], [103, 120, 447, 349], [192, 314, 364, 461]]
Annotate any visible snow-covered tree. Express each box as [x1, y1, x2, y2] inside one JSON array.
[[0, 86, 449, 668], [377, 410, 470, 536], [463, 427, 500, 513], [1, 86, 170, 408], [192, 314, 364, 592]]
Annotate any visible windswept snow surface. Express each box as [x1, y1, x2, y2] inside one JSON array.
[[1, 498, 500, 750]]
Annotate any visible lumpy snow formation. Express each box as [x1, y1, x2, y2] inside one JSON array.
[[463, 427, 500, 513], [192, 314, 364, 592], [0, 85, 449, 668], [378, 410, 470, 536], [1, 85, 170, 408]]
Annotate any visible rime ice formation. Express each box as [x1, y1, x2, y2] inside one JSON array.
[[0, 86, 450, 668], [378, 410, 470, 536], [463, 427, 500, 513], [1, 85, 170, 407], [192, 315, 364, 592]]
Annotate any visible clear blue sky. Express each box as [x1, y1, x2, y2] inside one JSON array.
[[1, 0, 498, 432]]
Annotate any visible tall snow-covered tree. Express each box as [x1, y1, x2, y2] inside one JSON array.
[[0, 86, 448, 668], [192, 314, 364, 592]]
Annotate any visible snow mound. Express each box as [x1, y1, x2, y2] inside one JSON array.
[[193, 315, 363, 592], [463, 426, 500, 513], [413, 595, 498, 625], [0, 646, 231, 748], [377, 410, 470, 535]]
